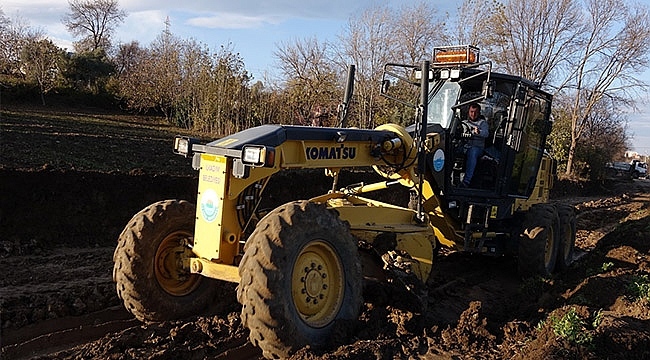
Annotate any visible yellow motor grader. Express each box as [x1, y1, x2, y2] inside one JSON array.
[[113, 45, 576, 359]]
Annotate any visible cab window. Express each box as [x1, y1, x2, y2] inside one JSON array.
[[427, 81, 461, 128]]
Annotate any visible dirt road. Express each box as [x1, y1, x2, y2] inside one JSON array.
[[1, 170, 649, 359]]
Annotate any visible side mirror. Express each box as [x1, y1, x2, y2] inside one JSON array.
[[381, 79, 391, 94], [483, 80, 494, 98]]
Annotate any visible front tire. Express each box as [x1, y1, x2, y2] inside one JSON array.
[[518, 204, 560, 277], [113, 200, 217, 322], [237, 201, 363, 359]]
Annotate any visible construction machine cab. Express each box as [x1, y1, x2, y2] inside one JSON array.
[[383, 45, 553, 200], [381, 45, 554, 254]]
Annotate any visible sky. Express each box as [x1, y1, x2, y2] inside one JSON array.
[[2, 0, 649, 155]]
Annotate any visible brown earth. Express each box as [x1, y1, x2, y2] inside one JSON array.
[[1, 107, 650, 359]]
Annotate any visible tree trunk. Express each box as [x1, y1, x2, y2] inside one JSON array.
[[39, 80, 46, 106], [565, 135, 577, 176]]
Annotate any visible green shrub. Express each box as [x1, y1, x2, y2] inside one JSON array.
[[547, 308, 594, 346], [628, 275, 650, 303], [601, 262, 615, 272]]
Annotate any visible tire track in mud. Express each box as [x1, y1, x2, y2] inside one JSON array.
[[2, 307, 136, 359], [574, 192, 649, 251], [2, 307, 261, 360]]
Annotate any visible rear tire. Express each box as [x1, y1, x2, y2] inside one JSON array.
[[237, 201, 363, 359], [555, 204, 576, 271], [517, 204, 560, 277], [113, 200, 217, 322]]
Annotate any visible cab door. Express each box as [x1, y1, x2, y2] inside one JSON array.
[[500, 85, 553, 197]]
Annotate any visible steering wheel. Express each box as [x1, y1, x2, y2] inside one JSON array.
[[456, 121, 473, 139]]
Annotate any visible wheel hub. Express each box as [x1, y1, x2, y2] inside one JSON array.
[[292, 240, 344, 328], [303, 262, 327, 300], [155, 231, 201, 296]]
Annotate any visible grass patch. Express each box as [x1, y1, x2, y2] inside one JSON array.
[[538, 307, 596, 346], [627, 274, 650, 303]]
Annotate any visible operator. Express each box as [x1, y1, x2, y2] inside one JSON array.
[[461, 102, 489, 187]]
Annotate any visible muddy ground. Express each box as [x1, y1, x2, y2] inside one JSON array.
[[1, 108, 650, 359]]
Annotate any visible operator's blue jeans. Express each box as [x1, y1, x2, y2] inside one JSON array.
[[464, 146, 483, 185]]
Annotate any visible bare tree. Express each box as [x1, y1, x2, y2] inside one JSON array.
[[114, 19, 180, 118], [146, 18, 182, 121], [393, 1, 447, 65], [334, 3, 454, 128], [576, 97, 629, 179], [248, 80, 287, 127], [114, 43, 156, 113], [274, 37, 339, 126], [0, 12, 44, 77], [115, 21, 254, 135], [0, 8, 9, 40], [113, 40, 144, 76], [562, 0, 650, 174], [0, 8, 16, 76], [202, 44, 252, 134], [336, 5, 396, 129], [62, 0, 127, 52], [489, 0, 581, 86], [449, 0, 501, 49]]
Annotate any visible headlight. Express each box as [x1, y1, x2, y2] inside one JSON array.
[[174, 136, 197, 157], [241, 145, 275, 167], [242, 146, 264, 165], [414, 69, 433, 80]]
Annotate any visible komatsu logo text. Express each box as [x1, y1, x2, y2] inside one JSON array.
[[306, 144, 357, 160]]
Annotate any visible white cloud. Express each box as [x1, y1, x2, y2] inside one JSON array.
[[186, 13, 281, 29], [115, 10, 167, 45], [118, 0, 371, 20], [2, 1, 67, 31], [49, 36, 74, 52]]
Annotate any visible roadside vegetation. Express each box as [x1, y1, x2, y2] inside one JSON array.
[[1, 0, 649, 180]]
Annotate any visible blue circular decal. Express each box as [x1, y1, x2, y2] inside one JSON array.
[[200, 189, 219, 222], [432, 149, 445, 172]]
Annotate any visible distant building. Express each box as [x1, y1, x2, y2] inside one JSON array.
[[626, 151, 649, 163]]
